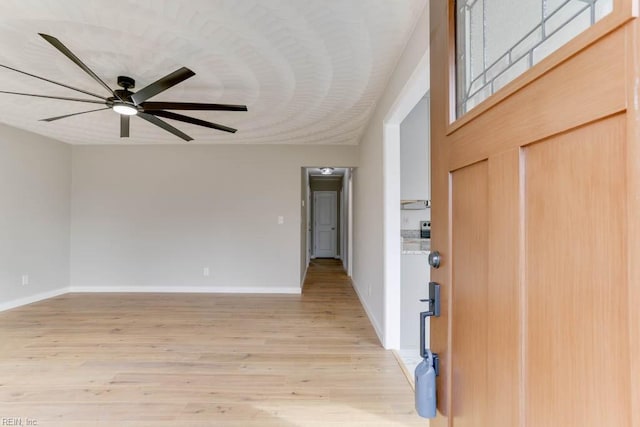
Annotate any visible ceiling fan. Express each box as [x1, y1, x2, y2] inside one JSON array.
[[0, 33, 247, 141]]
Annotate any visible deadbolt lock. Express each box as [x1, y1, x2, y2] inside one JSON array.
[[428, 251, 441, 269]]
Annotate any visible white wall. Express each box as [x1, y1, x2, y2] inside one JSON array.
[[0, 124, 71, 310], [401, 254, 429, 349], [70, 144, 357, 293], [400, 95, 430, 202], [352, 3, 429, 345]]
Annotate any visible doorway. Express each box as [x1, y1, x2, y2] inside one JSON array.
[[397, 93, 431, 377], [300, 167, 354, 285], [381, 47, 430, 362]]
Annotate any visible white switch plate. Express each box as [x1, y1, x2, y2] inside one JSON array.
[[21, 274, 29, 286], [203, 267, 210, 277], [278, 216, 284, 224]]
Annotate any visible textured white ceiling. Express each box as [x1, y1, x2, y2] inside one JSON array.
[[0, 0, 426, 145]]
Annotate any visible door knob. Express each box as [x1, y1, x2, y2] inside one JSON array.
[[428, 251, 441, 269]]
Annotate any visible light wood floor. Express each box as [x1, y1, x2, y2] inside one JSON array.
[[0, 259, 423, 426]]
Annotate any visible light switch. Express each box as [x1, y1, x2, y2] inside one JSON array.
[[278, 216, 284, 224]]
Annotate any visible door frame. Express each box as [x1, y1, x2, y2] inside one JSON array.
[[302, 167, 355, 275], [381, 48, 430, 349], [341, 169, 351, 272], [306, 179, 311, 265], [347, 169, 354, 277]]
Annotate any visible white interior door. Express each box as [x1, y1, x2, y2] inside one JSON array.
[[313, 191, 337, 258]]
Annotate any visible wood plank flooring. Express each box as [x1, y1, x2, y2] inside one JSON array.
[[0, 259, 423, 426]]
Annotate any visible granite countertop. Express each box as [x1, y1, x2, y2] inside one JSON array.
[[401, 230, 430, 255]]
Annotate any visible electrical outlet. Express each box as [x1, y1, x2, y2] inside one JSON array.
[[278, 216, 284, 225], [203, 267, 210, 277], [21, 274, 29, 286]]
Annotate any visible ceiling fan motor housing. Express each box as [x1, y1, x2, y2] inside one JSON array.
[[117, 75, 135, 89]]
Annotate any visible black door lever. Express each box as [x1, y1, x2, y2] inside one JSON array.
[[420, 282, 440, 317]]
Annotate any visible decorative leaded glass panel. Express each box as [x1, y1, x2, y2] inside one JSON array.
[[455, 0, 614, 118]]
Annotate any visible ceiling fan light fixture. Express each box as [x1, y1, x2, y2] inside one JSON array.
[[320, 167, 334, 175], [112, 102, 138, 116]]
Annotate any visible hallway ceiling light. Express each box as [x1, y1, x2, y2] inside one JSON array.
[[320, 167, 334, 175]]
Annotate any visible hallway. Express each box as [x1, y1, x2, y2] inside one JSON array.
[[0, 259, 422, 426]]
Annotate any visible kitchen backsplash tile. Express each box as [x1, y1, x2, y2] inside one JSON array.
[[401, 229, 421, 238]]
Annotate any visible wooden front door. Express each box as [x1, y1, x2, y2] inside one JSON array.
[[429, 1, 640, 426]]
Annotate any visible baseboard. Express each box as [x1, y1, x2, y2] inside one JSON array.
[[67, 286, 302, 294], [300, 266, 309, 289], [0, 287, 68, 312], [350, 279, 385, 346]]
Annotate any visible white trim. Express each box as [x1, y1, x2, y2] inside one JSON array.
[[392, 350, 416, 390], [307, 183, 311, 266], [0, 287, 68, 312], [351, 279, 385, 346], [347, 170, 354, 277], [384, 50, 430, 124], [68, 286, 302, 294], [382, 123, 402, 350], [382, 48, 430, 350]]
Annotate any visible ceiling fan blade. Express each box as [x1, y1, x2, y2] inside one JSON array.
[[145, 110, 237, 133], [0, 90, 106, 104], [130, 67, 195, 105], [39, 107, 109, 122], [141, 101, 247, 112], [120, 114, 130, 138], [38, 33, 119, 99], [0, 64, 107, 100], [137, 112, 193, 141]]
